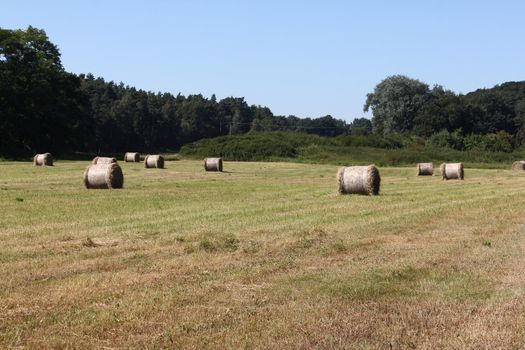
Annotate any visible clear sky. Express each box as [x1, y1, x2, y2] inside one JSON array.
[[2, 0, 524, 121]]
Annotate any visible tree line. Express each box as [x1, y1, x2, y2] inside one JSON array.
[[78, 74, 355, 153], [1, 26, 525, 156], [0, 27, 357, 156], [365, 75, 525, 151]]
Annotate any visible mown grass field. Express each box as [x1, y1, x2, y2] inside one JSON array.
[[1, 160, 525, 349]]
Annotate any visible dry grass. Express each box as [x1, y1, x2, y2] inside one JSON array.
[[1, 160, 525, 348]]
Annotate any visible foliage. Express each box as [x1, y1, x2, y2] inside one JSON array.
[[367, 75, 525, 140], [364, 75, 432, 134], [0, 27, 353, 156], [349, 117, 373, 135], [335, 133, 405, 149], [0, 26, 91, 155], [180, 132, 336, 161], [77, 77, 352, 154], [180, 131, 525, 168], [427, 130, 513, 153], [426, 130, 464, 150], [2, 26, 525, 158]]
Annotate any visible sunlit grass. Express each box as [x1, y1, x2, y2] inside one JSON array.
[[1, 160, 525, 348]]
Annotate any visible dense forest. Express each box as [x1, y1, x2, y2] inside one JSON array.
[[1, 26, 525, 156]]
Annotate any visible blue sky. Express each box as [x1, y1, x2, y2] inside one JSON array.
[[2, 0, 524, 121]]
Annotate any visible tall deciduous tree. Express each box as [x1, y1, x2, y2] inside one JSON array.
[[364, 75, 430, 134], [0, 26, 91, 155]]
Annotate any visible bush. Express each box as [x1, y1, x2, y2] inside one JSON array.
[[487, 131, 513, 152], [463, 131, 513, 152], [426, 130, 464, 150], [182, 132, 417, 162], [463, 133, 486, 151], [335, 133, 405, 149], [179, 130, 524, 166], [179, 132, 335, 161]]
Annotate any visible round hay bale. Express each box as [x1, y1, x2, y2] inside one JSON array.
[[83, 163, 124, 189], [124, 152, 140, 162], [336, 165, 380, 195], [440, 162, 464, 180], [511, 161, 525, 171], [416, 162, 434, 176], [204, 157, 223, 172], [33, 153, 53, 166], [92, 156, 117, 165], [144, 155, 164, 169]]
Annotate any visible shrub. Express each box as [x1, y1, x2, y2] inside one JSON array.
[[487, 131, 513, 152], [426, 129, 464, 150], [180, 132, 335, 161], [179, 130, 525, 166], [335, 133, 405, 149], [463, 131, 513, 153], [463, 133, 487, 151]]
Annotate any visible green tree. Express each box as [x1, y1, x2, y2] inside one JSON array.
[[0, 26, 91, 155], [412, 90, 473, 137], [513, 100, 525, 146], [250, 106, 274, 132], [294, 115, 348, 137], [177, 95, 219, 143], [462, 82, 525, 135], [364, 75, 431, 134], [349, 118, 372, 135], [218, 97, 253, 135]]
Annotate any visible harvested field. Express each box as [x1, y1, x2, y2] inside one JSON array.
[[1, 160, 525, 349]]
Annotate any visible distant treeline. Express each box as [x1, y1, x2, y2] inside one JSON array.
[[365, 75, 525, 152], [0, 26, 353, 156], [77, 74, 352, 153], [1, 26, 525, 157]]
